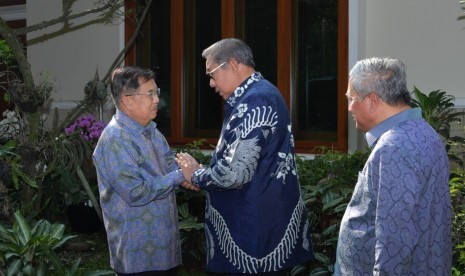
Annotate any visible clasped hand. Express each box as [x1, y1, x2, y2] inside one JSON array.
[[176, 152, 202, 192]]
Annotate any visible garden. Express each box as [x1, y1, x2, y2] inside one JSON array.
[[0, 1, 465, 275], [1, 87, 465, 275]]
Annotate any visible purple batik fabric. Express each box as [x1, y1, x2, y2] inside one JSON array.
[[335, 108, 452, 275], [93, 110, 184, 273]]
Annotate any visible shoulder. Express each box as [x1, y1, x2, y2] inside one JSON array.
[[375, 118, 444, 157], [95, 119, 134, 152], [242, 80, 284, 107]]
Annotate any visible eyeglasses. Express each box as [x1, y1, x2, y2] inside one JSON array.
[[125, 88, 161, 99], [346, 94, 361, 105], [206, 62, 226, 79]]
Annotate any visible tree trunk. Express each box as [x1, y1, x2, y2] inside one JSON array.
[[0, 16, 40, 146]]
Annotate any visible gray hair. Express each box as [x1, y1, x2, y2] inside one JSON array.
[[349, 57, 411, 105], [202, 38, 255, 68], [110, 66, 155, 109]]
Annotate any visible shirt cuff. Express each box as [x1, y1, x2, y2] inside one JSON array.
[[191, 167, 205, 186], [173, 169, 185, 187]]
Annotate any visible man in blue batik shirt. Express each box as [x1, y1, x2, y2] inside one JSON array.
[[93, 66, 198, 275], [334, 57, 452, 275], [176, 38, 313, 275]]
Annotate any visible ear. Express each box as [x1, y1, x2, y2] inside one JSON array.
[[229, 58, 239, 72], [120, 95, 133, 110], [368, 92, 380, 112]]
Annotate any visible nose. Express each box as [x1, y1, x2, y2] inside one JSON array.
[[209, 78, 216, 88], [152, 94, 159, 103]]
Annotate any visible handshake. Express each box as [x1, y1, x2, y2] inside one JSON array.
[[176, 152, 202, 192]]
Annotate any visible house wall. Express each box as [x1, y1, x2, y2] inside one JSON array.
[[26, 0, 122, 124], [349, 0, 465, 151], [2, 1, 464, 150]]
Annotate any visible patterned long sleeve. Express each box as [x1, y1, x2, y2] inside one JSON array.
[[335, 109, 452, 275], [190, 72, 313, 274], [92, 110, 184, 273]]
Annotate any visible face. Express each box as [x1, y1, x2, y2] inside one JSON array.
[[205, 59, 236, 100], [346, 79, 373, 132], [123, 79, 159, 126]]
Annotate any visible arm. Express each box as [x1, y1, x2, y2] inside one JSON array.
[[191, 100, 279, 191], [372, 146, 420, 274], [94, 132, 185, 206]]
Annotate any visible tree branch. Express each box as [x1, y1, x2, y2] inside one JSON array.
[[103, 0, 154, 83], [12, 0, 123, 36]]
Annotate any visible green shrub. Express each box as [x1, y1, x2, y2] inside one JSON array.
[[450, 169, 465, 274], [0, 211, 79, 275], [173, 140, 210, 271], [296, 148, 370, 275]]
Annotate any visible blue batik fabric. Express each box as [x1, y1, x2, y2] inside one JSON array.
[[191, 72, 314, 274], [92, 110, 185, 273], [334, 108, 452, 275]]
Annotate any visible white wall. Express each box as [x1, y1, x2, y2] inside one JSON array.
[[348, 0, 465, 151], [363, 0, 465, 102], [7, 1, 465, 149], [26, 0, 122, 119]]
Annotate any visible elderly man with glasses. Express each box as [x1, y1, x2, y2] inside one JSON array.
[[176, 38, 314, 275], [93, 66, 198, 276]]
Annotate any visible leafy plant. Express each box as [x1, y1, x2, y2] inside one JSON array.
[[406, 86, 465, 274], [0, 210, 79, 275], [296, 148, 370, 275], [173, 139, 214, 165], [0, 40, 14, 65], [449, 169, 465, 274], [178, 202, 205, 262], [0, 104, 105, 222], [410, 86, 464, 140], [0, 140, 36, 190]]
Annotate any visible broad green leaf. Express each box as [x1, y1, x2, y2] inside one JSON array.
[[49, 223, 65, 240], [314, 252, 330, 264], [6, 258, 22, 276], [310, 266, 331, 276], [13, 212, 32, 246], [52, 235, 76, 249]]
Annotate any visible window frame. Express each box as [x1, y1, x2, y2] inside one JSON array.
[[124, 0, 348, 153]]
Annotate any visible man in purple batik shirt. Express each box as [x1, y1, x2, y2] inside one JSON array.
[[335, 57, 452, 275], [93, 66, 198, 275]]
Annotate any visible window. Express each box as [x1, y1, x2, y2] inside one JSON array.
[[294, 0, 340, 142], [127, 0, 348, 152]]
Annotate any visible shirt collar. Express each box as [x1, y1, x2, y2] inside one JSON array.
[[115, 109, 157, 136], [226, 72, 264, 106], [365, 107, 422, 148]]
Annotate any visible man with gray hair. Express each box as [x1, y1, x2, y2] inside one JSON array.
[[335, 57, 452, 275], [93, 66, 198, 275], [176, 38, 314, 275]]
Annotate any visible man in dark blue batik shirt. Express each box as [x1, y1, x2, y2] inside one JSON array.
[[176, 38, 313, 275]]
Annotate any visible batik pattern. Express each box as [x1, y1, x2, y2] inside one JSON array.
[[205, 195, 309, 273], [93, 110, 184, 273], [335, 113, 452, 275], [192, 72, 313, 273]]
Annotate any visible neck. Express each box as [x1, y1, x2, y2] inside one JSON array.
[[375, 103, 411, 126]]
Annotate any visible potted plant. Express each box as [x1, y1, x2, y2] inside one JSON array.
[[60, 113, 106, 232]]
